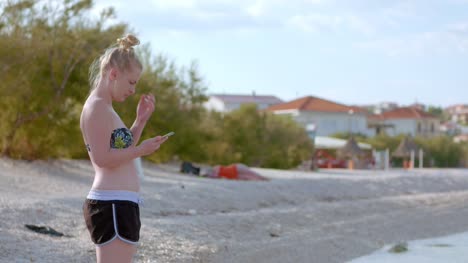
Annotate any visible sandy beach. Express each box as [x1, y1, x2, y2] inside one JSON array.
[[1, 158, 468, 262]]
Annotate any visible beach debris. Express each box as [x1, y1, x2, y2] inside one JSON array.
[[188, 209, 197, 215], [320, 196, 338, 202], [24, 224, 65, 237], [180, 161, 200, 175], [388, 242, 408, 253], [428, 243, 453, 247], [268, 223, 282, 237]]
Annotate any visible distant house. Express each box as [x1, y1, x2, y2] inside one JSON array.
[[368, 107, 440, 137], [446, 104, 468, 125], [265, 96, 372, 137], [362, 101, 399, 114], [440, 121, 461, 136], [454, 134, 468, 143], [204, 93, 284, 112]]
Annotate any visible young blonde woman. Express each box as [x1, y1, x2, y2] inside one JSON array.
[[80, 34, 168, 263]]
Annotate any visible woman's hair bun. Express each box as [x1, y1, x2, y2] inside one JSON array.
[[117, 34, 140, 51]]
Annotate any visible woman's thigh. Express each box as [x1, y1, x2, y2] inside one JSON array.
[[96, 238, 137, 263]]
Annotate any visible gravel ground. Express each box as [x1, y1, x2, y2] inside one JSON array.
[[1, 158, 468, 263]]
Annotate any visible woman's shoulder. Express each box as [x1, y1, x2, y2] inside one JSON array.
[[82, 97, 113, 122], [83, 97, 111, 113]]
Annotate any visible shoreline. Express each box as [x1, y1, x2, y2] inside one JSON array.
[[350, 231, 468, 262], [1, 158, 468, 262]]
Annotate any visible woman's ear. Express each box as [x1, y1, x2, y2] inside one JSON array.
[[109, 68, 118, 81]]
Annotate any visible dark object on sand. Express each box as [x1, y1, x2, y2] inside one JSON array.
[[428, 243, 452, 247], [389, 242, 408, 253], [180, 161, 200, 175], [25, 224, 64, 237]]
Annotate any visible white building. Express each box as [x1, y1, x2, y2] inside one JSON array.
[[368, 107, 440, 137], [204, 93, 283, 113], [266, 96, 372, 137], [446, 104, 468, 124], [314, 136, 372, 150]]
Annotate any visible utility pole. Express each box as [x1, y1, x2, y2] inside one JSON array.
[[348, 109, 354, 137]]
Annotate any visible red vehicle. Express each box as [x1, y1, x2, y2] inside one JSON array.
[[313, 149, 347, 168]]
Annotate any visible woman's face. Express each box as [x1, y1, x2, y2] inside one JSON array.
[[110, 66, 142, 102]]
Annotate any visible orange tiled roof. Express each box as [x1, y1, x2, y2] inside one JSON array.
[[265, 96, 367, 113], [368, 107, 437, 120]]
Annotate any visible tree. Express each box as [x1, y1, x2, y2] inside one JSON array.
[[415, 136, 464, 167], [115, 48, 209, 163], [427, 105, 448, 122], [0, 0, 314, 168], [0, 0, 126, 158], [330, 132, 367, 141], [205, 104, 313, 168]]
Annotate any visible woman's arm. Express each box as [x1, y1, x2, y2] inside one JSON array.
[[130, 119, 145, 146], [131, 94, 155, 145], [84, 98, 166, 169]]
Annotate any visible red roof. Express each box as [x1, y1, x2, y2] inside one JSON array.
[[265, 96, 367, 113], [368, 107, 437, 120]]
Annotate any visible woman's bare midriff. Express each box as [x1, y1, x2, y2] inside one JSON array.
[[91, 160, 140, 192]]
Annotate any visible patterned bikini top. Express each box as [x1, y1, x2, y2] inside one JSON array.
[[85, 127, 133, 152], [110, 128, 134, 149]]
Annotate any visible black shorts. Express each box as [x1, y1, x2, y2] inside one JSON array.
[[83, 199, 141, 246]]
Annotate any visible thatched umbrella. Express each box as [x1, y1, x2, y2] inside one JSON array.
[[338, 137, 365, 169], [393, 136, 419, 169], [338, 137, 365, 158], [393, 136, 419, 158]]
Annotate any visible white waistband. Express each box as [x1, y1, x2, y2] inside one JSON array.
[[87, 189, 142, 204]]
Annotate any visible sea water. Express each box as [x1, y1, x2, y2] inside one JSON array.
[[349, 231, 468, 263]]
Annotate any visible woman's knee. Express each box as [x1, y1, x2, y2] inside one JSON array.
[[96, 239, 136, 263]]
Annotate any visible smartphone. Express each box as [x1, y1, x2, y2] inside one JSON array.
[[163, 131, 175, 138]]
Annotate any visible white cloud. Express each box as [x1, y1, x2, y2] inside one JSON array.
[[149, 0, 197, 10], [356, 25, 468, 56], [286, 13, 375, 35], [448, 22, 468, 34], [346, 15, 375, 35], [246, 0, 265, 17], [447, 22, 468, 53], [287, 14, 342, 33], [245, 0, 329, 20], [380, 6, 411, 27], [93, 0, 331, 33], [92, 0, 468, 57], [304, 0, 325, 3], [357, 35, 428, 57]]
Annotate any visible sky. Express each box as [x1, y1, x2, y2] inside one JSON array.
[[91, 0, 468, 107]]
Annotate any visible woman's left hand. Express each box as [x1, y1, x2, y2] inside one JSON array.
[[136, 94, 155, 123]]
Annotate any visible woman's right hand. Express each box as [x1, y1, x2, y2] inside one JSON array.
[[138, 136, 168, 156]]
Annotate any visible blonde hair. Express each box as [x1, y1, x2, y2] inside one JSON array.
[[89, 34, 143, 90]]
